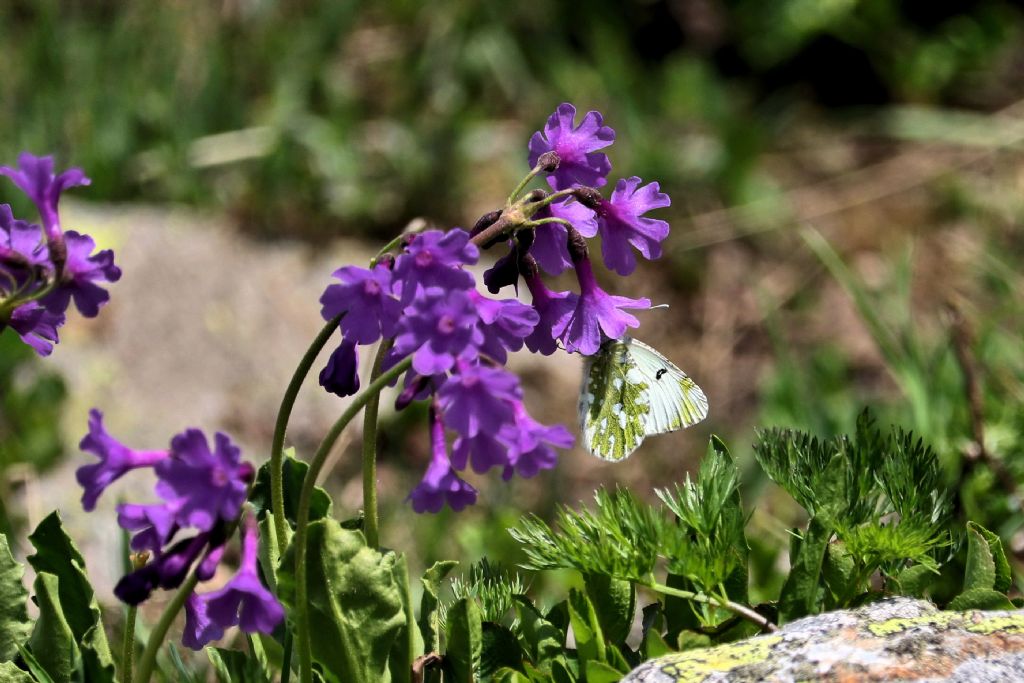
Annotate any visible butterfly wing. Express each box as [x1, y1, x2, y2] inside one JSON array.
[[578, 339, 651, 461], [626, 338, 708, 435]]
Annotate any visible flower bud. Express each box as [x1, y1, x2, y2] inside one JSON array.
[[470, 209, 503, 239], [572, 186, 603, 211], [537, 150, 561, 173]]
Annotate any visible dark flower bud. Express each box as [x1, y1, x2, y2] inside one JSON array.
[[396, 374, 432, 411], [537, 151, 561, 173], [572, 186, 603, 211], [523, 189, 548, 205], [566, 225, 589, 263], [516, 227, 536, 254], [376, 253, 395, 270], [470, 209, 503, 238], [484, 251, 521, 294]]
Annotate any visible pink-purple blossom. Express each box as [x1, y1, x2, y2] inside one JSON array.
[[0, 152, 89, 243], [595, 177, 671, 276], [76, 409, 167, 511], [392, 229, 478, 304], [39, 230, 121, 318], [319, 264, 401, 344], [530, 199, 598, 276], [522, 270, 574, 356], [408, 407, 477, 513], [392, 289, 483, 375], [471, 290, 539, 363], [528, 103, 615, 191], [436, 361, 522, 438]]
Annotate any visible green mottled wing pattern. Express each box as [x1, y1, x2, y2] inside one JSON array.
[[578, 337, 708, 461], [579, 339, 651, 461]]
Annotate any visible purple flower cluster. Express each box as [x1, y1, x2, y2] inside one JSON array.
[[0, 153, 120, 356], [316, 102, 670, 513], [74, 409, 282, 648], [319, 228, 572, 513]]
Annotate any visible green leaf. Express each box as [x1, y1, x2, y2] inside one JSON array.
[[675, 631, 711, 652], [444, 598, 482, 683], [661, 573, 700, 642], [962, 525, 997, 593], [513, 597, 564, 669], [28, 573, 77, 683], [966, 522, 1011, 594], [948, 588, 1016, 611], [418, 561, 458, 653], [0, 661, 34, 682], [0, 534, 31, 662], [893, 564, 939, 598], [388, 554, 423, 683], [568, 589, 605, 670], [550, 658, 576, 683], [584, 660, 622, 683], [26, 513, 113, 681], [250, 449, 333, 525], [583, 574, 634, 645], [207, 646, 272, 683], [17, 645, 56, 683], [641, 628, 672, 660], [778, 518, 831, 623], [491, 668, 533, 683], [480, 622, 522, 679], [277, 520, 406, 683], [821, 541, 857, 608]]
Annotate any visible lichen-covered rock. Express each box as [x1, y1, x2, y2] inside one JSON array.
[[624, 598, 1024, 682]]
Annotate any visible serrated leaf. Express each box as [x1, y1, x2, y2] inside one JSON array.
[[583, 574, 634, 645], [778, 518, 831, 622], [250, 449, 333, 525], [585, 660, 622, 683], [514, 597, 564, 668], [277, 520, 405, 683], [948, 588, 1016, 611], [419, 560, 458, 653], [0, 534, 31, 662], [0, 661, 34, 682], [568, 589, 605, 670], [966, 522, 1011, 594], [480, 622, 522, 679], [641, 626, 672, 660], [445, 598, 482, 683], [962, 525, 997, 593], [26, 513, 110, 666], [28, 573, 77, 683]]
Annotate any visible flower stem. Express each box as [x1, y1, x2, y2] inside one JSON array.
[[371, 233, 411, 266], [294, 355, 414, 683], [120, 605, 138, 683], [507, 165, 543, 206], [269, 316, 341, 555], [362, 340, 393, 549], [522, 187, 576, 213], [524, 217, 574, 229], [645, 581, 777, 633], [134, 572, 201, 683]]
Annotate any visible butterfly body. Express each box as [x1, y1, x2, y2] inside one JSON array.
[[578, 336, 708, 461]]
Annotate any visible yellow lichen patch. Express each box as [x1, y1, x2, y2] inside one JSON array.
[[964, 614, 1024, 635], [656, 636, 783, 683], [868, 612, 957, 637]]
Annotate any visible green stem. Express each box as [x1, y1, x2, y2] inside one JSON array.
[[646, 581, 777, 633], [269, 316, 341, 554], [507, 165, 543, 206], [280, 629, 293, 683], [524, 217, 573, 229], [120, 605, 138, 683], [134, 573, 201, 683], [294, 355, 414, 683], [521, 187, 576, 213], [361, 340, 393, 549]]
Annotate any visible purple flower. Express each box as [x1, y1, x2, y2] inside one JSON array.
[[392, 290, 482, 375], [451, 431, 510, 475], [40, 230, 121, 318], [528, 103, 615, 191], [501, 403, 573, 480], [530, 199, 597, 276], [471, 290, 539, 363], [183, 592, 224, 650], [0, 152, 89, 243], [114, 532, 216, 605], [155, 430, 253, 532], [76, 409, 167, 511], [5, 303, 64, 357], [319, 264, 401, 344], [117, 503, 178, 552], [595, 177, 671, 276], [523, 272, 574, 356], [437, 361, 521, 438], [181, 514, 283, 649], [553, 256, 651, 356], [0, 204, 50, 293], [409, 408, 477, 513], [320, 335, 360, 397], [392, 229, 478, 304]]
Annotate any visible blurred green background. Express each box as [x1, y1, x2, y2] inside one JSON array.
[[2, 0, 1024, 611]]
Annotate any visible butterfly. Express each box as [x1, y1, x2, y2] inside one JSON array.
[[578, 336, 708, 461]]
